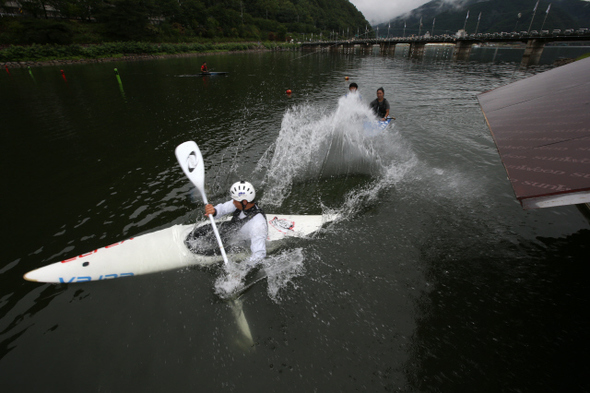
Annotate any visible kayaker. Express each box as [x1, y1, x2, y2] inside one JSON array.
[[200, 62, 208, 74], [346, 82, 362, 100], [370, 87, 391, 121], [186, 181, 267, 267]]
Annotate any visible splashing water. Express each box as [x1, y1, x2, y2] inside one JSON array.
[[214, 248, 305, 302], [215, 95, 417, 301], [257, 93, 417, 216], [214, 258, 254, 297], [263, 248, 305, 302]]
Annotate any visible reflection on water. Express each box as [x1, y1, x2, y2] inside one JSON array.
[[409, 229, 590, 392]]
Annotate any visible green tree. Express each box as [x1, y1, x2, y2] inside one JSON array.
[[97, 0, 153, 41], [277, 24, 287, 40], [18, 0, 49, 18]]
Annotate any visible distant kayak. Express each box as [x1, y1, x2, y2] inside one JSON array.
[[174, 72, 229, 77], [363, 118, 394, 137], [200, 72, 229, 76]]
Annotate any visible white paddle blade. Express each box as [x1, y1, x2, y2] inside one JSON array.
[[175, 141, 230, 268], [175, 141, 207, 203]]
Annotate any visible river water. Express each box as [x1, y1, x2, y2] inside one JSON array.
[[1, 46, 589, 392]]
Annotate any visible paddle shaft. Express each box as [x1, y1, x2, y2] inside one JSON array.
[[200, 195, 230, 267]]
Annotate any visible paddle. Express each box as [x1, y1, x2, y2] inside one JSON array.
[[175, 141, 230, 268]]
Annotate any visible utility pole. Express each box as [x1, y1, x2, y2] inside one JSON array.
[[463, 10, 469, 32], [515, 13, 522, 31], [475, 12, 481, 34], [529, 0, 539, 33], [432, 18, 436, 36], [540, 3, 551, 31]]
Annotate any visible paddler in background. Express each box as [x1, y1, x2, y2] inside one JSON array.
[[370, 87, 391, 121], [185, 181, 267, 269], [200, 62, 209, 74], [346, 82, 362, 99]]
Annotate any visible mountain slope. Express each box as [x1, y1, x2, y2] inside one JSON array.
[[374, 0, 590, 36], [0, 0, 370, 44]]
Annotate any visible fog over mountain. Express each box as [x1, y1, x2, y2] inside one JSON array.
[[372, 0, 590, 36], [349, 0, 482, 24], [349, 0, 432, 24]]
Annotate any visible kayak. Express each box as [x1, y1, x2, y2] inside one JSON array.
[[174, 72, 229, 77], [364, 118, 394, 137], [23, 214, 337, 284]]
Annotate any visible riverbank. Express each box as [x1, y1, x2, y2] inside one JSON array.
[[1, 41, 299, 68]]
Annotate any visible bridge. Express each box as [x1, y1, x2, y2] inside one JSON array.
[[301, 30, 590, 66]]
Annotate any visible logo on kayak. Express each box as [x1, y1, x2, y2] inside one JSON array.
[[59, 273, 135, 283], [187, 151, 198, 173], [270, 216, 295, 233]]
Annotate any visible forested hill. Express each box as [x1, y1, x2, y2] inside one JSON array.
[[0, 0, 370, 45], [374, 0, 590, 37]]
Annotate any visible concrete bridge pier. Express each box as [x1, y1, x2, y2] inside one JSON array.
[[380, 43, 396, 55], [342, 43, 354, 54], [453, 41, 472, 61], [521, 39, 545, 66], [409, 42, 426, 59], [360, 43, 373, 54]]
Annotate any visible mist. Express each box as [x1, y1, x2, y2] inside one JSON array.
[[350, 0, 468, 25]]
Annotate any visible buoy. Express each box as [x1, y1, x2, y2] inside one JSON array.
[[114, 68, 126, 100], [28, 66, 35, 81], [286, 89, 292, 95], [345, 76, 349, 80], [5, 65, 10, 74], [61, 69, 67, 82]]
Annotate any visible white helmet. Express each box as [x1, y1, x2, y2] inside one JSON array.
[[230, 181, 256, 203]]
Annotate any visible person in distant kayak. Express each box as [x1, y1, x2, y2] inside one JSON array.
[[200, 62, 208, 73], [346, 82, 362, 99], [185, 181, 267, 267], [370, 87, 390, 121]]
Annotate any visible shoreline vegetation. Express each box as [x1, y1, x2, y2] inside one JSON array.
[[2, 40, 588, 68], [1, 41, 299, 67]]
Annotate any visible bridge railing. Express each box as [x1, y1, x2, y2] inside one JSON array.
[[301, 28, 590, 45]]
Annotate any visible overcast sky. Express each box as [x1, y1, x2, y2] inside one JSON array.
[[349, 0, 432, 25]]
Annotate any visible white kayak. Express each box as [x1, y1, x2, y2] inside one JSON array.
[[24, 214, 337, 284]]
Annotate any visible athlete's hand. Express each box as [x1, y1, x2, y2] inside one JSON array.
[[204, 204, 216, 217]]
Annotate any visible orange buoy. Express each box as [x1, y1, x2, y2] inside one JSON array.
[[345, 76, 349, 80], [286, 89, 292, 95]]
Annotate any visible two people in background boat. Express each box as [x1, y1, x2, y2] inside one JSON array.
[[200, 62, 208, 74], [185, 181, 267, 268], [370, 87, 391, 121]]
